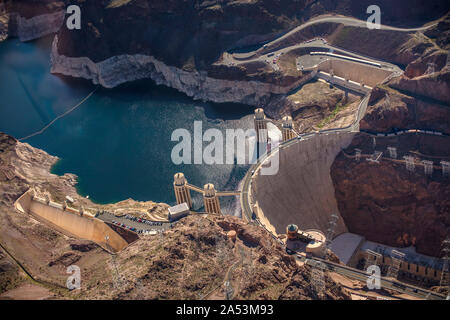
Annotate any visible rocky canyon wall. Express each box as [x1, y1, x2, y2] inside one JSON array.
[[331, 133, 450, 257], [7, 11, 64, 42], [50, 36, 313, 106]]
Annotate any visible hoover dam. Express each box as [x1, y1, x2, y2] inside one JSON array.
[[250, 131, 354, 235], [14, 189, 131, 252], [0, 0, 448, 302]]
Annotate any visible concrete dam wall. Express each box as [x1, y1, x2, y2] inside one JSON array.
[[15, 190, 129, 252], [252, 132, 355, 236]]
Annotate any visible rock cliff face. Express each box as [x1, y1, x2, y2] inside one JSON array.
[[49, 0, 448, 92], [0, 0, 65, 42], [51, 36, 304, 106], [360, 85, 450, 135], [331, 18, 450, 258], [331, 134, 450, 257], [7, 10, 65, 42]]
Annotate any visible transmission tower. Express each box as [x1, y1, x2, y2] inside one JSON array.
[[422, 160, 434, 176], [425, 62, 436, 75], [215, 234, 227, 264], [322, 214, 339, 259], [387, 147, 397, 159], [355, 149, 362, 161], [224, 281, 234, 300], [441, 161, 450, 177], [310, 262, 326, 299], [106, 235, 125, 290], [404, 156, 415, 172], [384, 94, 391, 108], [439, 238, 450, 293], [387, 250, 406, 280]]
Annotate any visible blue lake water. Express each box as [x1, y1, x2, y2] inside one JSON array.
[[0, 36, 255, 214]]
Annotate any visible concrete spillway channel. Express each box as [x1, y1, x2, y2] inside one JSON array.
[[14, 189, 133, 253], [251, 131, 355, 236]]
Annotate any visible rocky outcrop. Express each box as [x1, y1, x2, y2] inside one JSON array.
[[0, 1, 65, 42], [360, 86, 450, 135], [84, 215, 351, 300], [7, 11, 65, 42], [51, 36, 308, 106], [331, 133, 450, 257], [389, 68, 450, 105]]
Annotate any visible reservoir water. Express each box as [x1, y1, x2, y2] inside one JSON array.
[[0, 36, 256, 214]]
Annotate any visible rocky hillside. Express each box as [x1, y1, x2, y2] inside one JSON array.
[[0, 132, 163, 297], [329, 10, 449, 258], [0, 132, 350, 299], [78, 214, 350, 300], [360, 85, 450, 135], [54, 0, 448, 67], [331, 133, 450, 257], [361, 13, 449, 131]]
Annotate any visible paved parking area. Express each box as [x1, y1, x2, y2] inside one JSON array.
[[97, 211, 171, 234]]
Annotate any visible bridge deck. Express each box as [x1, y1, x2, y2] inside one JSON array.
[[186, 184, 240, 196]]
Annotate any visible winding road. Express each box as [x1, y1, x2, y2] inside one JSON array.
[[223, 14, 436, 71]]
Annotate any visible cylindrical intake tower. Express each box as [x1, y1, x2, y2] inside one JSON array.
[[173, 172, 192, 208], [203, 183, 221, 214]]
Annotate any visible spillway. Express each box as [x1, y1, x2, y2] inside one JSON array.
[[14, 189, 129, 252]]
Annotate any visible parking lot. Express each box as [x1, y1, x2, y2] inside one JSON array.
[[97, 211, 171, 235]]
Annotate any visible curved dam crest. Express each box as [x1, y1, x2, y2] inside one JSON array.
[[252, 131, 355, 235]]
